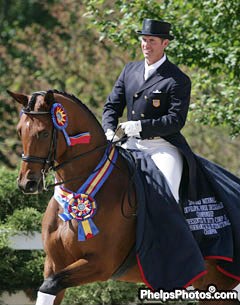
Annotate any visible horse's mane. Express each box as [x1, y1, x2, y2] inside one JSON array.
[[50, 89, 99, 123], [28, 89, 101, 127]]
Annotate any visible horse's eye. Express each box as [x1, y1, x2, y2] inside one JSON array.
[[41, 131, 49, 138]]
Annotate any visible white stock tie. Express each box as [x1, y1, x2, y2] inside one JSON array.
[[144, 66, 155, 80]]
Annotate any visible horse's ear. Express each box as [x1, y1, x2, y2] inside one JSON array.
[[44, 91, 54, 106], [6, 90, 29, 107]]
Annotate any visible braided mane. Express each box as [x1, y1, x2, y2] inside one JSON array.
[[49, 89, 94, 114], [26, 89, 102, 129], [48, 89, 100, 124]]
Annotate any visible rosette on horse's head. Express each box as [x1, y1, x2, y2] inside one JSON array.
[[8, 89, 118, 242], [51, 102, 91, 146], [8, 90, 93, 194]]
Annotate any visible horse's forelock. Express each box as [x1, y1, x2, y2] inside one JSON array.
[[25, 91, 47, 112]]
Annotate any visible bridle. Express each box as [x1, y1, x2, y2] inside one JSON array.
[[21, 111, 57, 167], [20, 91, 136, 222], [20, 92, 109, 190], [20, 92, 59, 189]]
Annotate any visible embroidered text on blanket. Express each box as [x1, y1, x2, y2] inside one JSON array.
[[184, 197, 231, 235]]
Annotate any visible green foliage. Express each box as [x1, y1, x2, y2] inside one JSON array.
[[190, 74, 240, 136], [62, 280, 142, 305], [0, 227, 8, 249], [0, 166, 51, 293], [84, 0, 163, 56], [0, 248, 44, 293], [0, 1, 129, 167], [84, 0, 240, 136], [0, 167, 52, 221], [6, 207, 42, 233], [84, 0, 240, 75]]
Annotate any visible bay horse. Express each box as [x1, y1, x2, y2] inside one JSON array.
[[8, 89, 240, 305]]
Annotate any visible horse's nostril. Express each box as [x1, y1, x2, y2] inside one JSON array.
[[25, 180, 38, 193]]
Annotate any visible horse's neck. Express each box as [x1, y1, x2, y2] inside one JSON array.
[[56, 145, 105, 192], [54, 95, 107, 192]]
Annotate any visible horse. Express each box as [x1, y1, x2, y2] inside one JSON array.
[[8, 89, 240, 305]]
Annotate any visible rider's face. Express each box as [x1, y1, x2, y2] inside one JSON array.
[[141, 36, 169, 65]]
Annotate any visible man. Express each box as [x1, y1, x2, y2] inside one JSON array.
[[102, 18, 191, 202], [102, 19, 240, 290]]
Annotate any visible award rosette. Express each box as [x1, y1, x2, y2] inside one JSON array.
[[55, 145, 118, 242], [59, 193, 99, 241], [51, 103, 91, 146], [51, 103, 68, 130]]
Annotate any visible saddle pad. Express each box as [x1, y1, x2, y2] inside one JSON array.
[[118, 147, 240, 290]]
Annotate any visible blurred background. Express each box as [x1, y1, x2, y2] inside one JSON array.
[[0, 0, 239, 304]]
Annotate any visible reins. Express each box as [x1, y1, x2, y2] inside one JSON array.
[[21, 98, 127, 189], [48, 133, 129, 189], [20, 92, 137, 218]]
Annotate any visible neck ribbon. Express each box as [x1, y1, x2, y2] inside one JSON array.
[[54, 145, 118, 241]]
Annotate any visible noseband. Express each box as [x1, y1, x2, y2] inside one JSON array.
[[21, 123, 57, 167], [20, 92, 58, 189]]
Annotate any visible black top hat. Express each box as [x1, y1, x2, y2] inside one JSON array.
[[137, 19, 174, 40]]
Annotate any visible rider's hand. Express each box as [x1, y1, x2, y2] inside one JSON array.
[[105, 129, 120, 142], [120, 121, 142, 137]]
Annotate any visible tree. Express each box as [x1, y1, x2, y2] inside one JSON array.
[[1, 2, 239, 304], [84, 0, 240, 136], [0, 0, 129, 167], [1, 0, 240, 167]]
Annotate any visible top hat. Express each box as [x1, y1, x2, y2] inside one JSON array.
[[137, 19, 174, 40]]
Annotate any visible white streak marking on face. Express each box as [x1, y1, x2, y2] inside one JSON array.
[[26, 121, 30, 128]]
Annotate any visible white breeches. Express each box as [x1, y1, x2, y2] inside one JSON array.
[[122, 137, 183, 203]]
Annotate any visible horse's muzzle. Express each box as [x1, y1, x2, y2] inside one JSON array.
[[17, 176, 43, 194]]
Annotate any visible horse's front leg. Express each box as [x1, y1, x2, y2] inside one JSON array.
[[35, 257, 109, 305], [40, 254, 66, 305]]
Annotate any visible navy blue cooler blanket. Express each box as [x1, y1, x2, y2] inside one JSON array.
[[118, 146, 240, 290]]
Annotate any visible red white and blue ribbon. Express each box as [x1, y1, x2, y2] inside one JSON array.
[[54, 145, 118, 241], [51, 103, 91, 146]]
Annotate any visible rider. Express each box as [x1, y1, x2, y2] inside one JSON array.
[[102, 18, 191, 203]]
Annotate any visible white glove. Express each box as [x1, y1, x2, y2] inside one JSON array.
[[120, 120, 142, 137], [105, 129, 120, 142]]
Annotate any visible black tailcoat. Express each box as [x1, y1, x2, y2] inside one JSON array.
[[103, 59, 240, 286], [102, 58, 191, 140]]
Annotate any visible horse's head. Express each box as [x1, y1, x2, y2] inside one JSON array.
[[8, 90, 106, 194], [8, 90, 59, 193]]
